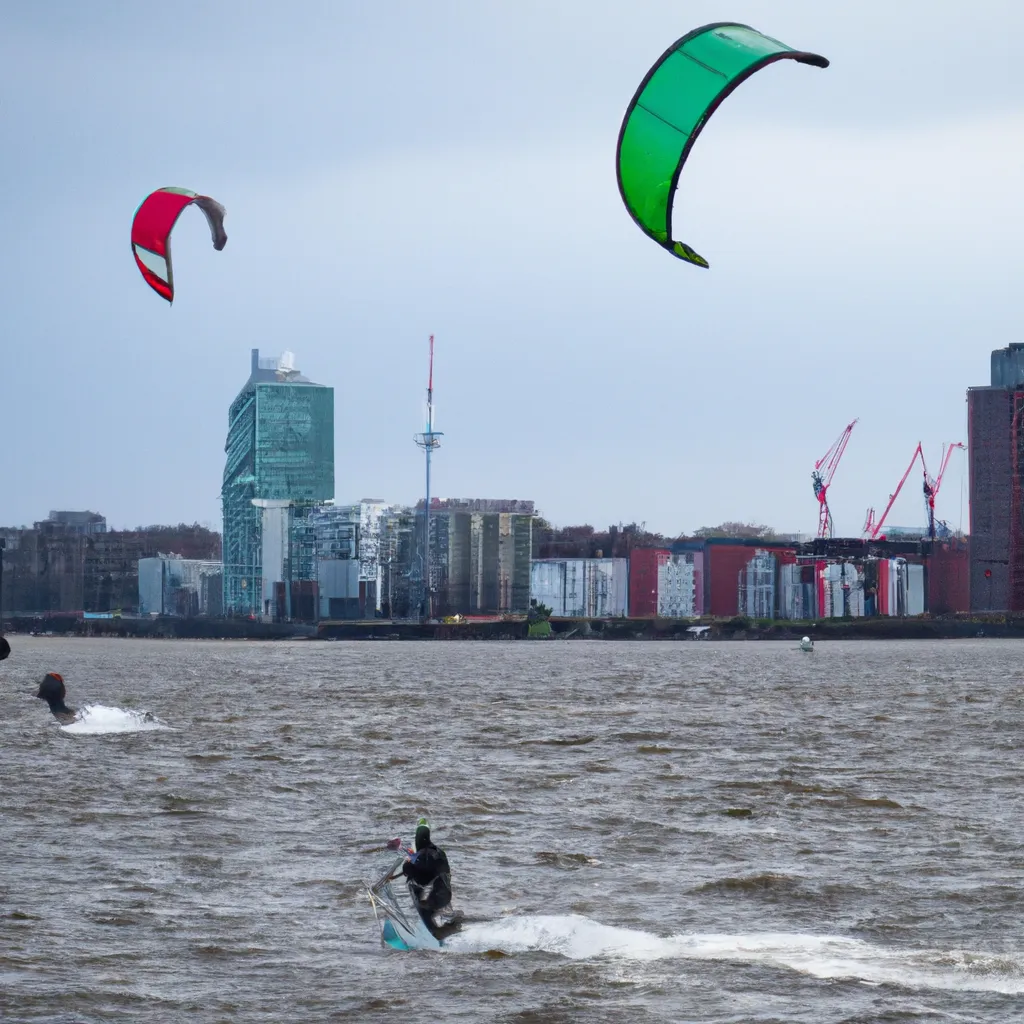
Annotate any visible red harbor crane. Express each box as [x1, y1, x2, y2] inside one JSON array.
[[923, 442, 966, 539], [812, 419, 858, 539], [864, 443, 923, 540], [864, 441, 965, 540]]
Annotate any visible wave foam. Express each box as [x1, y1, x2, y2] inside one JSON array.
[[443, 914, 1024, 993], [60, 704, 173, 735]]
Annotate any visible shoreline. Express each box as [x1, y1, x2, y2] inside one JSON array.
[[2, 613, 1020, 642]]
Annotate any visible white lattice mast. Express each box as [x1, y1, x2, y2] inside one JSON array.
[[414, 335, 443, 620]]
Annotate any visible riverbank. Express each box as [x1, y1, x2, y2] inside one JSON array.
[[3, 612, 1023, 642]]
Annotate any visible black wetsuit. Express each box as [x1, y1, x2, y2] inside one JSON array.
[[39, 694, 76, 724], [402, 840, 453, 937], [36, 675, 77, 724]]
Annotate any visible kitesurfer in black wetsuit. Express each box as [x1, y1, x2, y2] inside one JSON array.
[[402, 819, 458, 940], [36, 672, 77, 724]]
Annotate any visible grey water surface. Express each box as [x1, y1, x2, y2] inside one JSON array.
[[3, 636, 1023, 1023]]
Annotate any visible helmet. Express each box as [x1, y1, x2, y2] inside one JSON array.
[[414, 817, 431, 851]]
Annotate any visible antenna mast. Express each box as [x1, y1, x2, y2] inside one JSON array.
[[414, 335, 443, 620]]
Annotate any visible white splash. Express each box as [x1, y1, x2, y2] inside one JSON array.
[[60, 704, 173, 735], [443, 914, 1024, 994]]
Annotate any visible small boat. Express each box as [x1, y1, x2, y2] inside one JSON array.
[[799, 636, 814, 652]]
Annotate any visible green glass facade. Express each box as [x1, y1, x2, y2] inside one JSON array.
[[222, 350, 334, 615]]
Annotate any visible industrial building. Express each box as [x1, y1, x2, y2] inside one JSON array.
[[780, 551, 923, 620], [302, 498, 535, 621], [311, 502, 358, 619], [422, 499, 534, 618], [929, 539, 970, 614], [378, 505, 419, 618], [41, 510, 107, 535], [0, 516, 220, 615], [312, 500, 391, 619], [702, 538, 799, 618], [221, 349, 334, 617], [531, 557, 629, 618], [628, 547, 703, 618], [139, 556, 223, 616], [423, 497, 536, 614], [312, 499, 538, 620], [612, 535, 967, 622], [720, 537, 950, 620], [250, 500, 320, 621], [364, 499, 536, 620], [966, 342, 1024, 611]]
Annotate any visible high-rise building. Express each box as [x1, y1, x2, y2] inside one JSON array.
[[967, 342, 1024, 611], [222, 349, 334, 616]]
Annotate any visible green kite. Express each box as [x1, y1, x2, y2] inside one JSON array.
[[616, 22, 829, 268]]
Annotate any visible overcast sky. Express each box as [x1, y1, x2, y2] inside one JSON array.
[[1, 0, 1019, 537]]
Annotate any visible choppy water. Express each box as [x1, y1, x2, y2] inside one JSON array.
[[3, 636, 1024, 1023]]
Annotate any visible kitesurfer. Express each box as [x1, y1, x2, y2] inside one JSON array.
[[402, 818, 457, 940], [36, 672, 77, 724]]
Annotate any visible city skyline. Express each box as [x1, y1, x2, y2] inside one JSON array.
[[2, 1, 1014, 537]]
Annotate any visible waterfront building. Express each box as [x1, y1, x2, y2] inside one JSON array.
[[419, 499, 534, 617], [629, 548, 703, 618], [530, 557, 629, 618], [311, 500, 391, 619], [967, 342, 1024, 611], [39, 510, 107, 535], [358, 500, 533, 619], [139, 555, 223, 616], [0, 519, 219, 615], [221, 349, 334, 616]]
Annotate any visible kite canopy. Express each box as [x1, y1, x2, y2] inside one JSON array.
[[616, 23, 828, 268], [131, 187, 227, 302]]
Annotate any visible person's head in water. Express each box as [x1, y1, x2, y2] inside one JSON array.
[[37, 672, 66, 702], [415, 817, 432, 851], [0, 636, 10, 661], [36, 672, 75, 722]]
